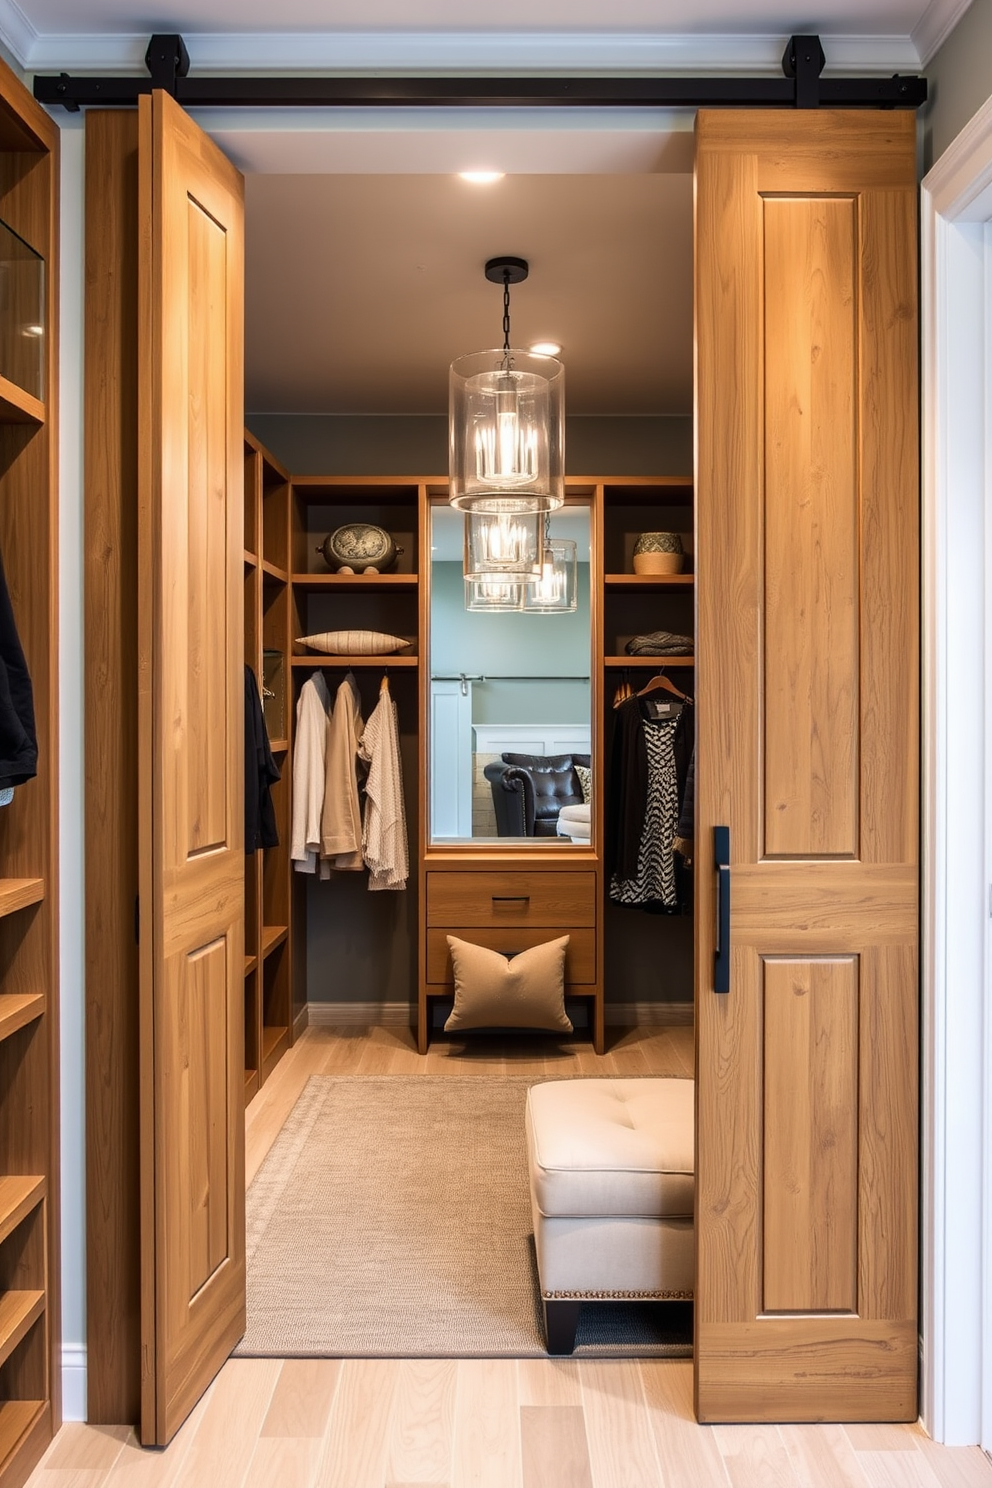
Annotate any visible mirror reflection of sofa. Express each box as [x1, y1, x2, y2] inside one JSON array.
[[484, 752, 590, 837]]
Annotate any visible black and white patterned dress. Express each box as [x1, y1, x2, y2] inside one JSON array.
[[609, 716, 680, 908]]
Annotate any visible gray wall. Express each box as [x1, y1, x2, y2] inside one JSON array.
[[923, 0, 992, 168], [246, 413, 692, 478]]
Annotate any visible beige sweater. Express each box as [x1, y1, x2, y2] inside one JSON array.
[[357, 686, 408, 891], [290, 671, 331, 878], [321, 672, 365, 870]]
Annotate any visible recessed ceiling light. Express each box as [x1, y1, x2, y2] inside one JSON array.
[[530, 341, 562, 357], [458, 171, 505, 184]]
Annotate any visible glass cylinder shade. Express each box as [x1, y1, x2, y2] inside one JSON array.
[[522, 538, 578, 613], [464, 509, 542, 581], [464, 577, 524, 612], [449, 349, 565, 512]]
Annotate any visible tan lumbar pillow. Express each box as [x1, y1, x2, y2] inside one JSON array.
[[296, 631, 411, 655], [444, 935, 572, 1033]]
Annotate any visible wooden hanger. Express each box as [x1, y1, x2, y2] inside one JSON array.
[[380, 669, 391, 694], [635, 669, 690, 702]]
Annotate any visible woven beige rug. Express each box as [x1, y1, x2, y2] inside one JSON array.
[[234, 1074, 692, 1359]]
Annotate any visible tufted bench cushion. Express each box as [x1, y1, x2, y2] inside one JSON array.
[[525, 1076, 695, 1353], [556, 803, 591, 841]]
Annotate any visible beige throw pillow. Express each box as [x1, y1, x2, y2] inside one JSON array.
[[296, 630, 411, 656], [444, 935, 572, 1033], [574, 763, 592, 803]]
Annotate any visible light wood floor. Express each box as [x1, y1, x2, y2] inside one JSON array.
[[29, 1024, 992, 1488]]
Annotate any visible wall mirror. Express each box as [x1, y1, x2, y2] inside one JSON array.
[[429, 502, 592, 846]]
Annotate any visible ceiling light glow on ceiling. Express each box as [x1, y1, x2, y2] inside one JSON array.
[[530, 341, 562, 356], [458, 171, 505, 184]]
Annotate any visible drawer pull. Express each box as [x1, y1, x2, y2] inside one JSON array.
[[492, 895, 530, 904]]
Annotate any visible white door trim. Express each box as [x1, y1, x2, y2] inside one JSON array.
[[922, 93, 992, 1448]]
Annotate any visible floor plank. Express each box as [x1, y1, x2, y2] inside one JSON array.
[[916, 1438, 992, 1488], [520, 1405, 594, 1488], [639, 1361, 730, 1488], [169, 1360, 281, 1488], [579, 1359, 663, 1488], [450, 1360, 521, 1488], [260, 1359, 342, 1439], [713, 1425, 799, 1488], [384, 1359, 457, 1486], [779, 1423, 871, 1488], [516, 1358, 584, 1409], [317, 1359, 400, 1488]]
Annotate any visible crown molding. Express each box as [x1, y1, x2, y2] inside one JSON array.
[[0, 0, 35, 68], [912, 0, 975, 66], [10, 26, 923, 78]]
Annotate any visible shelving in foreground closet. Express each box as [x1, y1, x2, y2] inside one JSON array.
[[0, 55, 60, 1488]]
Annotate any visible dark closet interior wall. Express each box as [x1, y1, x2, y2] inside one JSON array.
[[246, 412, 694, 1013], [245, 413, 692, 478]]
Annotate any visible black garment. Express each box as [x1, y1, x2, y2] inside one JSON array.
[[606, 693, 694, 911], [677, 744, 695, 841], [245, 664, 280, 854], [0, 545, 37, 789]]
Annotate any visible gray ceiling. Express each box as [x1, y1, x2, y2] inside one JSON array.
[[244, 171, 694, 417]]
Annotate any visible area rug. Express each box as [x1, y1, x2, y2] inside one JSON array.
[[234, 1074, 693, 1359]]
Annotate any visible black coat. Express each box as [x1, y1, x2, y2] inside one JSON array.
[[0, 546, 37, 790], [245, 665, 280, 853]]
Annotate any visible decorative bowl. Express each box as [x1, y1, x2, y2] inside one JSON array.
[[632, 531, 684, 575], [316, 523, 403, 574]]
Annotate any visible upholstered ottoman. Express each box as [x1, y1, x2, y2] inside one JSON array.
[[525, 1077, 694, 1354], [556, 803, 591, 842]]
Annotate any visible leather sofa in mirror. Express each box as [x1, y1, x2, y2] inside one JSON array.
[[484, 752, 590, 838]]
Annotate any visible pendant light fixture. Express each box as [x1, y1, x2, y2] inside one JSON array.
[[521, 516, 578, 613], [449, 257, 564, 514], [463, 507, 542, 581], [464, 577, 525, 612]]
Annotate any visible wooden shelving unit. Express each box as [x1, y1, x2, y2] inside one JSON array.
[[0, 58, 60, 1488], [243, 432, 295, 1102], [291, 654, 419, 670], [604, 655, 696, 668]]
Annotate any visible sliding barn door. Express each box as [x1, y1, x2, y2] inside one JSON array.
[[693, 111, 919, 1422], [137, 89, 246, 1446]]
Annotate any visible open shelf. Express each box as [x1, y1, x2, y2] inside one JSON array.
[[291, 654, 418, 669], [261, 559, 288, 585], [0, 1177, 44, 1248], [0, 374, 44, 427], [260, 925, 288, 960], [244, 954, 257, 977], [604, 655, 695, 668], [0, 1292, 44, 1370], [293, 572, 418, 592], [261, 1025, 289, 1080], [269, 738, 288, 753], [0, 994, 44, 1044], [0, 1402, 45, 1464], [0, 880, 44, 920], [244, 1069, 259, 1104], [244, 549, 257, 570], [604, 573, 694, 589]]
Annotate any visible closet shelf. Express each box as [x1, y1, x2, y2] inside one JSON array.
[[261, 559, 288, 585], [260, 925, 288, 959], [602, 479, 693, 506], [604, 655, 696, 668], [0, 1176, 44, 1248], [261, 1026, 289, 1079], [244, 954, 257, 977], [244, 550, 258, 570], [292, 572, 418, 592], [604, 573, 694, 589], [268, 738, 288, 753], [0, 880, 44, 920], [0, 1291, 44, 1370], [0, 374, 44, 427], [0, 993, 44, 1044], [0, 1402, 45, 1465], [291, 655, 418, 670], [244, 1069, 259, 1104]]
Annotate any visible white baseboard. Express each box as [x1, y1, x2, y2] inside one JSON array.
[[62, 1344, 87, 1422], [305, 1000, 693, 1029]]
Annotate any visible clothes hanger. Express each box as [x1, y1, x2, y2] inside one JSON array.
[[635, 668, 690, 702], [380, 668, 390, 695], [612, 669, 633, 709]]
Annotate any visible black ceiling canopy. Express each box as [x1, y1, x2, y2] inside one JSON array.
[[33, 32, 926, 113]]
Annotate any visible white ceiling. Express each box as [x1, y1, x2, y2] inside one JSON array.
[[4, 0, 958, 419]]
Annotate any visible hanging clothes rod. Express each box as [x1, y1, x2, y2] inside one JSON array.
[[431, 674, 590, 683]]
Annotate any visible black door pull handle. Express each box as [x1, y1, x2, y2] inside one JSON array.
[[714, 825, 730, 995]]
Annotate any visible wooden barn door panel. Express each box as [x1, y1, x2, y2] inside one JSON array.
[[137, 89, 246, 1447], [693, 110, 919, 1423]]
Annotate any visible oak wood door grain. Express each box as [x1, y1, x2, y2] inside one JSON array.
[[137, 89, 246, 1447], [693, 110, 918, 1423]]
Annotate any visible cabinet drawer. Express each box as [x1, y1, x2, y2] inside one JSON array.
[[427, 927, 596, 985], [427, 871, 595, 928]]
